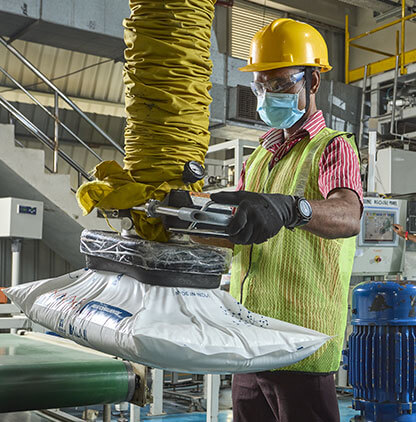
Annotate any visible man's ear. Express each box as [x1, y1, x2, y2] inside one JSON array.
[[310, 70, 321, 94]]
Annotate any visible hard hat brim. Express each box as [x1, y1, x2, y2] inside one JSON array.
[[239, 62, 332, 73]]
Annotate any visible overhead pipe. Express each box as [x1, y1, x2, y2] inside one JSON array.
[[358, 65, 368, 149], [389, 54, 413, 143], [53, 92, 59, 173], [390, 55, 400, 137], [338, 0, 401, 12], [401, 0, 406, 75]]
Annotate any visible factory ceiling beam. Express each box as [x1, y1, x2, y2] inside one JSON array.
[[337, 0, 400, 13], [0, 0, 128, 59], [246, 0, 358, 29]]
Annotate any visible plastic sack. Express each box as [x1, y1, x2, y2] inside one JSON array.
[[5, 269, 330, 374]]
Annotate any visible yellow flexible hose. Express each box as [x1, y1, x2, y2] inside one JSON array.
[[76, 0, 215, 241]]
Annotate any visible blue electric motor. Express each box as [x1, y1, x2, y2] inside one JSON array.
[[345, 281, 416, 422]]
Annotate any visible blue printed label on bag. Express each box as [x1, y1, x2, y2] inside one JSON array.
[[79, 301, 132, 324], [69, 324, 88, 341]]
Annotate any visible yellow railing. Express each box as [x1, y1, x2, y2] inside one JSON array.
[[345, 0, 416, 83]]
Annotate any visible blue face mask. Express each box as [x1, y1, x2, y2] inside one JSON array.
[[256, 88, 305, 129]]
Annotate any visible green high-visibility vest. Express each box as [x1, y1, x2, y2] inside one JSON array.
[[230, 127, 359, 373]]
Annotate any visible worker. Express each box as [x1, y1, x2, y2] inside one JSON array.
[[209, 19, 363, 422], [393, 224, 416, 242]]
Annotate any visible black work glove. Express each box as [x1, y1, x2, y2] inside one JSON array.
[[210, 191, 298, 245]]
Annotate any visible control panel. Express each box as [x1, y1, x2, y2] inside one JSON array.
[[352, 197, 405, 276], [0, 197, 43, 239]]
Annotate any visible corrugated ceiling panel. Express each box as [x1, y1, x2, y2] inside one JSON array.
[[230, 1, 344, 82], [0, 39, 124, 104], [231, 0, 284, 61]]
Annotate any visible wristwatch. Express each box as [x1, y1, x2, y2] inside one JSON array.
[[288, 196, 313, 229]]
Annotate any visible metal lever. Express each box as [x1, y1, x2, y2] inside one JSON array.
[[132, 200, 231, 227]]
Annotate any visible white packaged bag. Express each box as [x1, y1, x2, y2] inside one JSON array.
[[5, 269, 330, 374]]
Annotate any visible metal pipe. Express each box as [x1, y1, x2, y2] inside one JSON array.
[[390, 55, 399, 136], [77, 172, 83, 188], [328, 80, 334, 127], [345, 14, 349, 84], [206, 374, 220, 422], [223, 6, 229, 125], [133, 203, 231, 227], [358, 65, 368, 149], [0, 36, 124, 155], [102, 404, 111, 422], [11, 238, 22, 288], [130, 404, 141, 422], [349, 11, 416, 43], [0, 66, 103, 161], [401, 0, 406, 75], [53, 91, 59, 173], [396, 30, 400, 57], [367, 131, 377, 193], [0, 95, 92, 180], [149, 369, 164, 416], [10, 238, 21, 334]]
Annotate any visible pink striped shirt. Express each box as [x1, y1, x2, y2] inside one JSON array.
[[237, 110, 363, 204]]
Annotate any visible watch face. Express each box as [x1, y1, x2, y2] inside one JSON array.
[[299, 199, 312, 218]]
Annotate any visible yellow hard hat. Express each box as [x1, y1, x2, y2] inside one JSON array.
[[239, 18, 332, 73]]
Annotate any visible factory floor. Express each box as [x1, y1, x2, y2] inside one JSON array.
[[0, 394, 359, 422], [136, 396, 358, 421]]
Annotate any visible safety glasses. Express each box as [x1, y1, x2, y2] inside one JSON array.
[[250, 71, 305, 97]]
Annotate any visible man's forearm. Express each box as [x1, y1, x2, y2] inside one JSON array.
[[193, 189, 361, 244], [301, 190, 361, 239]]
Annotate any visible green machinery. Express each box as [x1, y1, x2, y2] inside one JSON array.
[[0, 332, 149, 413]]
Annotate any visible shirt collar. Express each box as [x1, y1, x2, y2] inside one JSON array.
[[260, 110, 327, 147]]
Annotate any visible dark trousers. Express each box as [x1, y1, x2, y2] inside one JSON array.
[[232, 371, 340, 422]]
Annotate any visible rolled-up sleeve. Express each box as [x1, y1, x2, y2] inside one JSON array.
[[318, 136, 363, 205]]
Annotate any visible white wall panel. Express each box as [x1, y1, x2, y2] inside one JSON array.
[[20, 139, 123, 190], [0, 238, 74, 288]]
